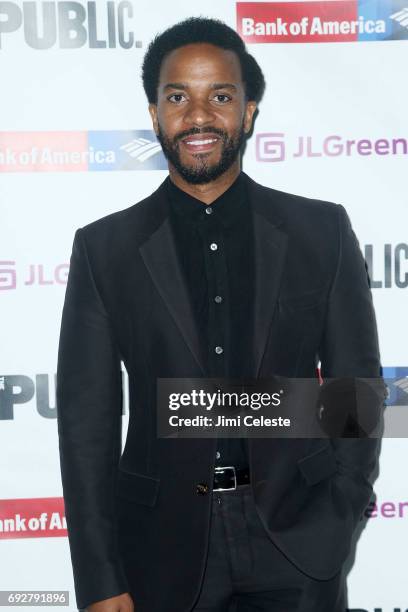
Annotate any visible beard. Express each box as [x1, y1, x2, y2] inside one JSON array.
[[156, 120, 246, 185]]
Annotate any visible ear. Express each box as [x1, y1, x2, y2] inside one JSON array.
[[243, 101, 257, 134], [148, 103, 159, 135]]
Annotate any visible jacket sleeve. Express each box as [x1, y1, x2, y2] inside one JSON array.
[[56, 227, 130, 610], [318, 204, 386, 526]]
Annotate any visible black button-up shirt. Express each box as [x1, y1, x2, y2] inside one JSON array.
[[166, 171, 254, 469]]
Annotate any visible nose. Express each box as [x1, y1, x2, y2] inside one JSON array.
[[183, 99, 216, 127]]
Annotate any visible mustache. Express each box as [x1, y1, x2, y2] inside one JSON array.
[[175, 127, 227, 142]]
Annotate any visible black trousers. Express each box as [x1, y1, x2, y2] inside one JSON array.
[[192, 484, 347, 612]]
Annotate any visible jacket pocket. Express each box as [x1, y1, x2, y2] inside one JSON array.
[[297, 444, 338, 486], [116, 469, 160, 507], [278, 287, 326, 311], [332, 471, 373, 527]]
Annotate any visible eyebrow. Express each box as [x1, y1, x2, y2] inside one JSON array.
[[163, 82, 238, 92]]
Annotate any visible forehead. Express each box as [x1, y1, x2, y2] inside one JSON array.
[[159, 43, 243, 85]]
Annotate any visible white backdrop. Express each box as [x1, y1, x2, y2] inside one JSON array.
[[1, 1, 407, 610]]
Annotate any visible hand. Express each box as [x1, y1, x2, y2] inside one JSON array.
[[86, 592, 134, 611]]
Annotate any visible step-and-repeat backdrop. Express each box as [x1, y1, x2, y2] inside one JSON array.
[[1, 1, 407, 610]]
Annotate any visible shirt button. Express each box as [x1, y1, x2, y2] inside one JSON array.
[[210, 242, 218, 251], [205, 207, 213, 215], [214, 295, 222, 303], [216, 451, 221, 459], [215, 346, 223, 354]]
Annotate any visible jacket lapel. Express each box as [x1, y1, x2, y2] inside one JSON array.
[[139, 174, 288, 379], [246, 175, 288, 378], [139, 188, 207, 375]]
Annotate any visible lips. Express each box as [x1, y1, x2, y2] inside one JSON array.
[[181, 134, 220, 153]]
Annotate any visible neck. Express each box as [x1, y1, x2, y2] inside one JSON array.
[[168, 161, 241, 205]]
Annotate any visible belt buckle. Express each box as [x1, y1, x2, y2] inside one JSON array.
[[213, 466, 237, 491]]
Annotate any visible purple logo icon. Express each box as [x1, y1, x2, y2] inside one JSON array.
[[0, 261, 16, 290], [256, 133, 285, 162]]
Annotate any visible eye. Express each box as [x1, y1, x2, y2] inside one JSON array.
[[167, 93, 186, 104], [213, 94, 232, 103]]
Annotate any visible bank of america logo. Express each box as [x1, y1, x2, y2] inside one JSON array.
[[383, 367, 408, 406], [120, 137, 162, 162], [394, 376, 408, 395], [390, 8, 408, 29]]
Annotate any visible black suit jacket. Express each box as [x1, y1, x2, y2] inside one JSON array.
[[56, 172, 384, 611]]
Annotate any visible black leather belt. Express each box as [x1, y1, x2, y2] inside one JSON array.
[[213, 466, 250, 491]]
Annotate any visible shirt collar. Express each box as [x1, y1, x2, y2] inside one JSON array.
[[166, 171, 249, 228]]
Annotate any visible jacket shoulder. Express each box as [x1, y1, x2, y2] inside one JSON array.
[[76, 180, 167, 249], [255, 180, 340, 218], [248, 177, 344, 246]]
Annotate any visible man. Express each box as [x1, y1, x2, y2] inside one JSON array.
[[56, 16, 384, 612]]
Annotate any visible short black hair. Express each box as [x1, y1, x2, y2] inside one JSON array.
[[141, 16, 266, 105]]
